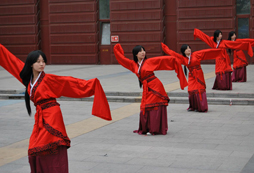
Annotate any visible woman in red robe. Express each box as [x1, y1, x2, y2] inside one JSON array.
[[161, 43, 224, 112], [228, 31, 254, 82], [193, 28, 253, 90], [113, 43, 187, 135], [0, 44, 111, 173]]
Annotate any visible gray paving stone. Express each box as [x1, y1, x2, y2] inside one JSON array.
[[136, 166, 190, 173], [218, 158, 250, 172], [87, 162, 144, 173]]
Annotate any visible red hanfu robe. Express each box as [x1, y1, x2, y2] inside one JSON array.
[[193, 28, 253, 75], [232, 49, 249, 70], [0, 44, 112, 156], [113, 44, 187, 113], [232, 38, 254, 69], [230, 38, 254, 82], [161, 43, 224, 96]]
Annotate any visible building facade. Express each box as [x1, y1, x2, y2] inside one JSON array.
[[0, 0, 253, 64]]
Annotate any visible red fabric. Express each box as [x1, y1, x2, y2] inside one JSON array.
[[228, 39, 252, 82], [193, 29, 253, 74], [133, 105, 168, 135], [236, 38, 254, 47], [232, 66, 247, 82], [0, 44, 24, 83], [113, 44, 187, 113], [230, 39, 252, 70], [161, 42, 224, 96], [29, 146, 68, 173], [231, 38, 253, 69], [232, 50, 248, 69], [0, 44, 112, 156]]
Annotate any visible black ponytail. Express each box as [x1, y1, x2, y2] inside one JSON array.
[[132, 45, 147, 88], [180, 44, 190, 77], [227, 31, 236, 55]]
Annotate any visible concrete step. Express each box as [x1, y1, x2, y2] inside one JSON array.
[[1, 94, 254, 105], [1, 90, 254, 99], [0, 89, 25, 94]]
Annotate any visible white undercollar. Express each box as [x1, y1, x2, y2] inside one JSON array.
[[30, 72, 42, 96], [138, 59, 144, 73]]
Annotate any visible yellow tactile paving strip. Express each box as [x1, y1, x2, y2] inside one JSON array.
[[0, 71, 215, 167], [0, 103, 140, 167]]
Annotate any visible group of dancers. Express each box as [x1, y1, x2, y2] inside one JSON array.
[[115, 28, 253, 136], [0, 28, 253, 172]]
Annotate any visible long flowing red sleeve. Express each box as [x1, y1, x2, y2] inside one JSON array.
[[236, 38, 254, 47], [223, 40, 253, 57], [113, 44, 137, 73], [0, 44, 24, 83], [44, 75, 112, 121], [193, 28, 216, 48], [161, 42, 188, 66], [144, 56, 188, 90], [194, 49, 225, 61]]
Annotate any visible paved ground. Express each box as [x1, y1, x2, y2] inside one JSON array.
[[0, 64, 254, 173]]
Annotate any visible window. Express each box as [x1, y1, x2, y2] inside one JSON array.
[[99, 0, 110, 19], [236, 0, 250, 38], [101, 23, 110, 45], [236, 0, 250, 14], [238, 18, 249, 38], [99, 0, 110, 45]]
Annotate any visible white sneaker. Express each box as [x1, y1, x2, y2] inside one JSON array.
[[146, 132, 151, 136]]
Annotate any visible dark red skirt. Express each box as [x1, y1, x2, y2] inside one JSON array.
[[133, 105, 168, 135], [29, 146, 68, 173], [188, 91, 208, 112], [232, 66, 247, 82], [212, 72, 232, 90]]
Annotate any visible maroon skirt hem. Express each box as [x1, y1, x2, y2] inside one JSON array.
[[212, 72, 232, 90], [188, 91, 208, 112], [232, 66, 247, 82], [133, 105, 168, 135], [29, 146, 68, 173]]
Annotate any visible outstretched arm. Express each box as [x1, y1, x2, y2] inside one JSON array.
[[223, 40, 253, 57], [46, 75, 112, 121], [236, 38, 254, 47], [145, 56, 188, 90], [113, 44, 137, 73], [194, 49, 225, 61], [193, 28, 216, 48], [161, 42, 187, 65], [0, 44, 24, 83]]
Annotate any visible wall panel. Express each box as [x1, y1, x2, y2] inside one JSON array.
[[0, 0, 39, 60], [48, 0, 99, 64], [110, 0, 165, 64]]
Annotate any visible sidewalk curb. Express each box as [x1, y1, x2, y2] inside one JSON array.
[[1, 94, 254, 105]]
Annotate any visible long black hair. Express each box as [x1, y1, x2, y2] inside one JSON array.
[[227, 31, 236, 55], [213, 30, 222, 43], [132, 45, 147, 88], [180, 44, 191, 76], [20, 50, 47, 115]]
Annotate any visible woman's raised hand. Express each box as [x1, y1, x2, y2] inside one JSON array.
[[161, 42, 170, 55], [114, 43, 124, 55]]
